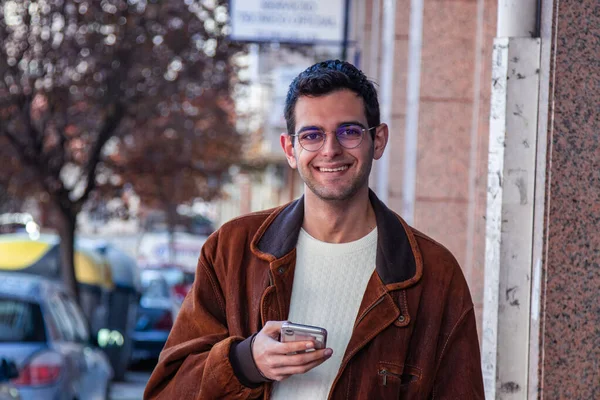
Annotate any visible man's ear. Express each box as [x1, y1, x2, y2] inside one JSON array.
[[280, 133, 298, 169], [373, 123, 389, 160]]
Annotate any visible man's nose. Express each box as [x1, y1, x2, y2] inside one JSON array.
[[320, 133, 343, 156]]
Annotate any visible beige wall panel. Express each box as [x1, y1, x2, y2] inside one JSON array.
[[420, 1, 478, 99], [469, 0, 498, 342], [381, 115, 406, 213], [416, 101, 472, 199], [394, 0, 412, 37], [387, 114, 406, 190], [391, 37, 409, 114], [387, 192, 404, 218], [414, 201, 468, 267]]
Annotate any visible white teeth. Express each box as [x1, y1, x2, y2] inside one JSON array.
[[319, 166, 349, 172]]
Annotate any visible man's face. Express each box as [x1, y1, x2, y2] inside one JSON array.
[[281, 89, 388, 203]]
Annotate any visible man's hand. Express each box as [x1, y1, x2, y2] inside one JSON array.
[[252, 321, 333, 382]]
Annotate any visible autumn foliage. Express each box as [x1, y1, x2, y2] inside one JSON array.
[[0, 0, 245, 297]]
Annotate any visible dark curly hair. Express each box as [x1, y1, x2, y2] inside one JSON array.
[[283, 60, 380, 138]]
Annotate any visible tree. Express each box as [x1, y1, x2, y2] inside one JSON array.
[[0, 0, 245, 300], [107, 91, 240, 258]]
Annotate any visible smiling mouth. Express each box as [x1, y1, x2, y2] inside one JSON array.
[[318, 165, 349, 172]]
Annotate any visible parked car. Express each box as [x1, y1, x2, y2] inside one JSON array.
[[171, 272, 194, 305], [0, 272, 112, 400], [0, 234, 115, 344], [130, 270, 179, 363], [0, 358, 20, 400], [141, 265, 194, 304]]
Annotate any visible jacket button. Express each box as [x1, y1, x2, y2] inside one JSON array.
[[398, 315, 406, 323], [277, 267, 286, 274]]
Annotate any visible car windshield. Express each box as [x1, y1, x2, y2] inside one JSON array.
[[141, 277, 170, 299], [151, 268, 183, 287], [0, 298, 46, 342]]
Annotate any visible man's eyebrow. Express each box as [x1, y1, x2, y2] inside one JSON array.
[[296, 125, 323, 134], [338, 120, 367, 128], [296, 121, 367, 134]]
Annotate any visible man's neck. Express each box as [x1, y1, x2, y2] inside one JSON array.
[[302, 188, 376, 243]]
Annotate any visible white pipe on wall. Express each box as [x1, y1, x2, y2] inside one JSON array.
[[376, 0, 397, 204], [401, 0, 425, 224], [370, 0, 381, 76]]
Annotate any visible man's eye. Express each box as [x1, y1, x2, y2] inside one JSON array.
[[338, 126, 363, 137], [300, 131, 323, 141]]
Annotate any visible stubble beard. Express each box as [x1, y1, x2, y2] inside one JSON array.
[[298, 158, 374, 202]]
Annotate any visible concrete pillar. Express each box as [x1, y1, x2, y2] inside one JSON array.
[[481, 1, 540, 398], [482, 37, 540, 399]]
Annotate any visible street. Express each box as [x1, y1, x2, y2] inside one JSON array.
[[109, 371, 151, 400]]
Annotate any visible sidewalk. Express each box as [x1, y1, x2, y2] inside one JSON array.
[[109, 371, 150, 400]]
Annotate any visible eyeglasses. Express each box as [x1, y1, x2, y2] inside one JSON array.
[[290, 124, 379, 152]]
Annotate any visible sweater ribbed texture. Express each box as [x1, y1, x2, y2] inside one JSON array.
[[271, 227, 378, 400]]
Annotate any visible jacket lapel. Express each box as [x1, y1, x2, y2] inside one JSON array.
[[343, 273, 400, 362], [268, 250, 297, 321]]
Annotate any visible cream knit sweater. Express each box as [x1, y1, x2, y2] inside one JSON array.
[[271, 227, 378, 400]]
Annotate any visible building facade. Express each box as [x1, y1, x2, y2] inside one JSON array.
[[350, 0, 496, 344], [349, 0, 600, 398], [223, 1, 599, 397]]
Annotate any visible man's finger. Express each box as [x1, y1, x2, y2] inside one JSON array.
[[274, 340, 317, 355], [273, 356, 331, 376], [269, 348, 332, 368]]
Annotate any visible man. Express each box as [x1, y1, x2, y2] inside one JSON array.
[[144, 60, 484, 399]]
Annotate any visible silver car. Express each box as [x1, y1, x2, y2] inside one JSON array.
[[0, 272, 112, 400]]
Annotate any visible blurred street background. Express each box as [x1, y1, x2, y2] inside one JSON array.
[[109, 365, 151, 400], [0, 0, 598, 399]]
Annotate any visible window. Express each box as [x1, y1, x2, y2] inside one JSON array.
[[59, 295, 90, 344], [0, 298, 46, 342], [46, 295, 76, 342]]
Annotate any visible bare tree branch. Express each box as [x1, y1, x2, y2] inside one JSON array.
[[76, 103, 126, 210]]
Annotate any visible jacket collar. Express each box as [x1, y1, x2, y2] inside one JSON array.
[[251, 189, 423, 288]]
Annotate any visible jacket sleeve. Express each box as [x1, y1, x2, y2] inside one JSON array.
[[431, 307, 485, 399], [143, 233, 264, 400]]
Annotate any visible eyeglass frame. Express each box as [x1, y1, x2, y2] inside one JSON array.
[[289, 123, 381, 152]]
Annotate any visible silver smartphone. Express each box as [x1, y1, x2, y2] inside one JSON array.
[[280, 321, 327, 352]]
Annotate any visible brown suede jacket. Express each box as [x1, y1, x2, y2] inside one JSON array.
[[144, 191, 484, 399]]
